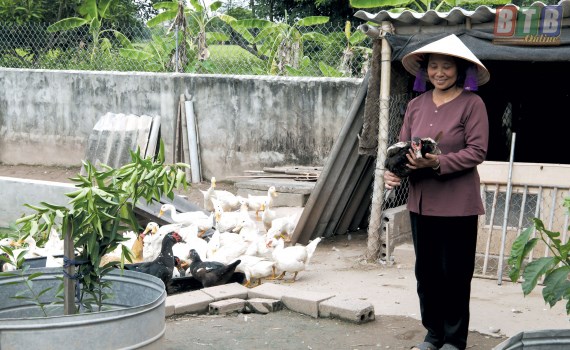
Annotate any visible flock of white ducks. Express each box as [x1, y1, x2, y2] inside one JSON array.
[[1, 177, 320, 288]]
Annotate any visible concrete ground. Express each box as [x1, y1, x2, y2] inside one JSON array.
[[0, 166, 566, 349], [162, 212, 569, 349]]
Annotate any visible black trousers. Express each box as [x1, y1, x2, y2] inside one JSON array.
[[409, 212, 478, 350]]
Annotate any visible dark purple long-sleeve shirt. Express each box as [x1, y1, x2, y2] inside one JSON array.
[[399, 90, 489, 216]]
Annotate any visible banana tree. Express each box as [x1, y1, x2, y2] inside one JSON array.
[[47, 0, 131, 63], [332, 20, 372, 77], [118, 32, 179, 72], [228, 14, 329, 75], [147, 0, 231, 72]]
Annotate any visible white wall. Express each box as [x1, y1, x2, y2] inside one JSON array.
[[0, 68, 362, 179]]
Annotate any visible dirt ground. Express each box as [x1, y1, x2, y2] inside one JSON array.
[[0, 164, 511, 349]]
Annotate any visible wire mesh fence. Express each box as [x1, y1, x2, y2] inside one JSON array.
[[0, 21, 372, 78]]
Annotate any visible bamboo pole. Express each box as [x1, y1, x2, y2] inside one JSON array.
[[366, 21, 393, 261], [63, 219, 75, 315]]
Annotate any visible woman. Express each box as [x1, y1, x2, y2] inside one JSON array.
[[384, 34, 490, 350]]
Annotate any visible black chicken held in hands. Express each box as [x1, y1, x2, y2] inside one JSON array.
[[188, 249, 241, 288], [124, 232, 184, 288], [384, 131, 443, 200]]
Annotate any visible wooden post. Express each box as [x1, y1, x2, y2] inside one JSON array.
[[63, 219, 75, 315]]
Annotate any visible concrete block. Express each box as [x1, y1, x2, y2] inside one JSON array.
[[318, 296, 375, 324], [235, 178, 315, 207], [201, 282, 249, 301], [247, 282, 292, 300], [167, 290, 214, 315], [245, 298, 283, 314], [381, 205, 412, 260], [164, 303, 175, 317], [209, 298, 246, 315], [237, 189, 309, 207], [282, 290, 335, 318]]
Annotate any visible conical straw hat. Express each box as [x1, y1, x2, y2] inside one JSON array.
[[402, 34, 490, 86]]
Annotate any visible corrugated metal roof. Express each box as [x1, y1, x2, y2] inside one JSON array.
[[354, 0, 570, 27]]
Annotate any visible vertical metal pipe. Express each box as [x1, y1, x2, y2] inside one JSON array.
[[498, 132, 516, 284], [528, 186, 542, 263], [483, 184, 499, 276], [545, 187, 558, 257], [366, 21, 393, 260], [516, 185, 528, 237], [175, 25, 179, 73], [562, 190, 569, 244]]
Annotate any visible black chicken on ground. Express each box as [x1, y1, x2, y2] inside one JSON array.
[[124, 232, 184, 289], [188, 249, 241, 288]]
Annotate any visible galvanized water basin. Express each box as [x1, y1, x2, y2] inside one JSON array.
[[0, 267, 166, 349]]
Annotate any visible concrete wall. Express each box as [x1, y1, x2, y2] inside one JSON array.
[[0, 68, 362, 179]]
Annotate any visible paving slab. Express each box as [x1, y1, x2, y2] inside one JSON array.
[[200, 282, 249, 300], [281, 289, 336, 318], [167, 290, 214, 315]]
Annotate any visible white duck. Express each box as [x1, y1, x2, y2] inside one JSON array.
[[158, 204, 209, 225], [142, 222, 182, 262], [173, 224, 208, 262], [200, 177, 217, 212], [43, 228, 64, 256], [247, 186, 278, 221], [234, 255, 275, 287], [260, 202, 277, 232], [205, 177, 241, 212], [212, 198, 249, 233], [268, 237, 322, 282], [206, 230, 249, 264], [267, 213, 298, 242]]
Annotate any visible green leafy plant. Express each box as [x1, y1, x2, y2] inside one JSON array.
[[228, 13, 329, 75], [0, 245, 62, 317], [15, 141, 189, 313], [47, 0, 131, 63], [508, 197, 570, 314], [146, 0, 232, 72]]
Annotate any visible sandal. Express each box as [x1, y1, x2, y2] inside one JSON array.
[[411, 342, 438, 350]]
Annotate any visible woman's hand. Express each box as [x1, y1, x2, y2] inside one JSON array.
[[384, 170, 401, 190], [406, 149, 440, 170]]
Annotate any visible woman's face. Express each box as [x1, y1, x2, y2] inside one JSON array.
[[427, 54, 458, 91]]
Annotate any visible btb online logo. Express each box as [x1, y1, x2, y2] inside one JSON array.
[[493, 4, 562, 45]]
